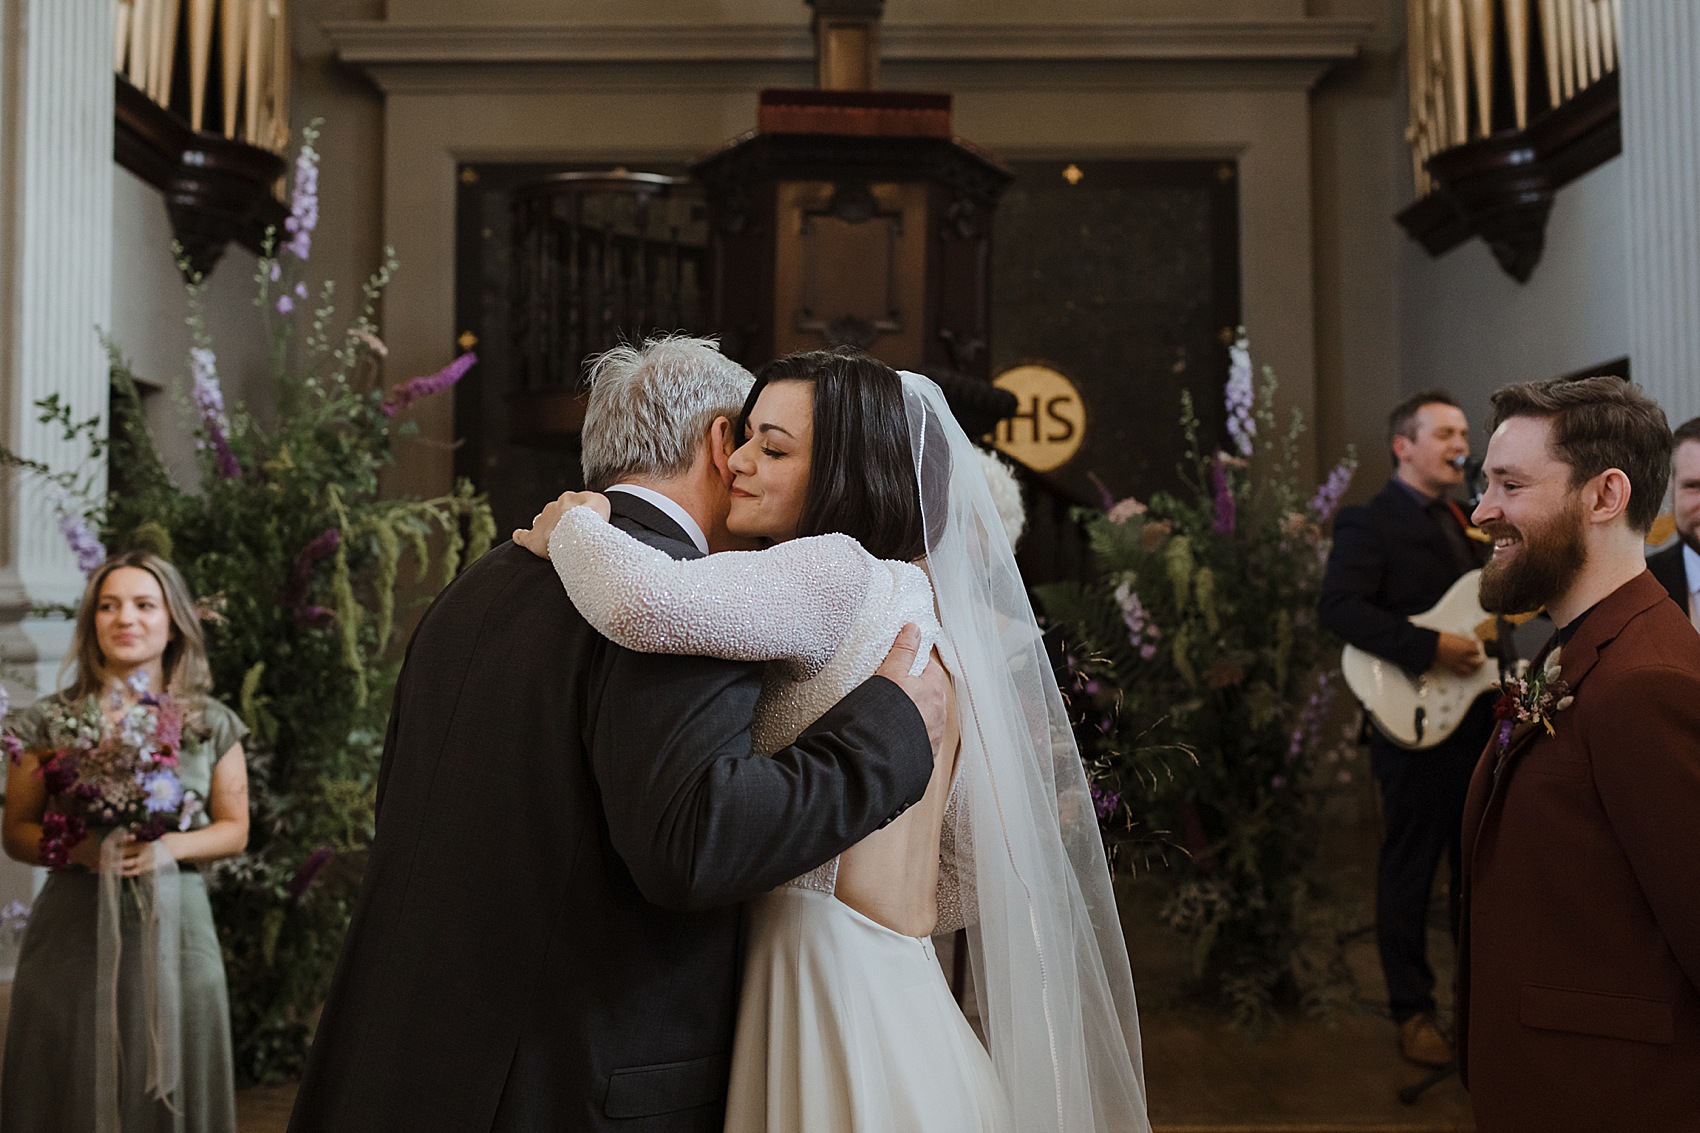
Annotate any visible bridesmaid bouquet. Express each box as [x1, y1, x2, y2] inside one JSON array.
[[21, 678, 204, 869]]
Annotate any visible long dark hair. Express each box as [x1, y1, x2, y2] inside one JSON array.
[[740, 347, 927, 561]]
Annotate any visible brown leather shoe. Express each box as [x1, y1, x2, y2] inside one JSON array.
[[1397, 1013, 1453, 1068]]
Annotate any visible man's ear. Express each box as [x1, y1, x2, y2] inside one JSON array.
[[708, 416, 737, 483], [1587, 468, 1633, 526]]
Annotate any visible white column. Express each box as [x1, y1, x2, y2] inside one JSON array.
[[1621, 0, 1700, 427], [0, 0, 114, 692], [0, 0, 115, 974]]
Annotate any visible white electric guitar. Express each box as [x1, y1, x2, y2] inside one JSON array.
[[1340, 570, 1507, 750]]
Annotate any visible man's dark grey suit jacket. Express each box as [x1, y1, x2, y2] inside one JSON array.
[[287, 493, 932, 1132], [1648, 541, 1690, 616]]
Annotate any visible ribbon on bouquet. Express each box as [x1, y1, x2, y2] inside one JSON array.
[[95, 829, 182, 1133]]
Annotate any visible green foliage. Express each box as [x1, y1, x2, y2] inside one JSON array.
[[1035, 345, 1357, 1029], [5, 126, 493, 1082]]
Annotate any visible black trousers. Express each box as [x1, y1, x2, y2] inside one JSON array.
[[1368, 696, 1494, 1023]]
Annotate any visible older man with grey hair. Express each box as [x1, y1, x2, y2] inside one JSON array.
[[290, 335, 946, 1133]]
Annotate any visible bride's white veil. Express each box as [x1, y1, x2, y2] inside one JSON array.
[[900, 370, 1151, 1132]]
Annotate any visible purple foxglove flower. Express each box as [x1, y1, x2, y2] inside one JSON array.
[[382, 352, 478, 417], [276, 295, 295, 315], [1211, 457, 1236, 536]]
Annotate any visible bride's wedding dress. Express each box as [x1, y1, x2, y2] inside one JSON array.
[[549, 514, 1007, 1131], [548, 371, 1150, 1133]]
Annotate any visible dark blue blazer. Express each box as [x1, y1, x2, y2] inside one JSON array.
[[288, 493, 932, 1133], [1319, 478, 1485, 677]]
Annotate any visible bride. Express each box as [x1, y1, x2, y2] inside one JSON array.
[[517, 348, 1149, 1133]]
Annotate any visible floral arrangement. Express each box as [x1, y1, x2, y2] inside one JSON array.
[[1492, 647, 1571, 767], [2, 120, 496, 1083], [11, 674, 203, 868], [1035, 331, 1358, 1027]]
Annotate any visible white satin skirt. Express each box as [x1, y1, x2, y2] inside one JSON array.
[[723, 886, 1011, 1133]]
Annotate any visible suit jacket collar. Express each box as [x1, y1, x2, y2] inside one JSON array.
[[1550, 569, 1669, 695], [607, 490, 704, 559], [1485, 569, 1669, 780]]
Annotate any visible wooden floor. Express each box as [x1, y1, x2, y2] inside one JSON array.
[[1, 777, 1474, 1132]]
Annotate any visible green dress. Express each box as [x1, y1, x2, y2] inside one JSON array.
[[0, 695, 246, 1133]]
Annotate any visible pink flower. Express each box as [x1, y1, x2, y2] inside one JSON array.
[[382, 352, 478, 417], [1106, 497, 1147, 525]]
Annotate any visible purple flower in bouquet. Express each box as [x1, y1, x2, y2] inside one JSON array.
[[40, 753, 79, 796], [1225, 333, 1256, 457], [382, 352, 478, 417], [282, 136, 320, 261], [1211, 456, 1236, 536], [1089, 782, 1121, 821], [1308, 459, 1355, 522], [39, 811, 86, 870], [141, 769, 184, 814], [287, 846, 337, 900]]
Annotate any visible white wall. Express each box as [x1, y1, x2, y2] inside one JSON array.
[[109, 167, 272, 489], [1398, 157, 1631, 436]]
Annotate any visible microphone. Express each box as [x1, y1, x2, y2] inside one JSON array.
[[1454, 454, 1485, 505]]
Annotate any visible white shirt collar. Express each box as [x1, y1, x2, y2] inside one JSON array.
[[1683, 542, 1700, 597], [605, 484, 710, 556]]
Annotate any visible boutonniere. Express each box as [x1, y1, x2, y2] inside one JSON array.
[[1492, 647, 1574, 764]]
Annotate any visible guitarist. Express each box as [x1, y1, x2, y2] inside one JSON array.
[[1319, 390, 1496, 1070]]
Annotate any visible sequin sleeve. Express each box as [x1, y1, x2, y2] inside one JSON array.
[[547, 505, 874, 680]]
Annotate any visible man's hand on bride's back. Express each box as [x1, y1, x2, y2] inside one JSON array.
[[513, 491, 612, 558], [876, 624, 949, 754]]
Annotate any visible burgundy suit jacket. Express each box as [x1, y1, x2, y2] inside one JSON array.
[[1457, 570, 1700, 1132]]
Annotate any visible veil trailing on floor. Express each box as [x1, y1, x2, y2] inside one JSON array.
[[900, 371, 1151, 1133]]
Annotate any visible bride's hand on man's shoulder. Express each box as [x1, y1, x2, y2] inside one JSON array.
[[512, 491, 612, 558]]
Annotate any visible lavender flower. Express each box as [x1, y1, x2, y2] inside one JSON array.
[[1225, 331, 1255, 457], [1211, 456, 1236, 536], [1308, 459, 1355, 521], [276, 295, 294, 315], [1089, 782, 1121, 821], [282, 134, 320, 261], [52, 489, 106, 576], [382, 352, 478, 417]]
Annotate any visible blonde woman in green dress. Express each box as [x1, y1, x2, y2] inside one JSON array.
[[1, 550, 250, 1133]]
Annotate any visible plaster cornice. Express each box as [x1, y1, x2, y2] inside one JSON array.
[[325, 18, 1368, 92]]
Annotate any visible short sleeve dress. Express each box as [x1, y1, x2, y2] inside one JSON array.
[[0, 694, 247, 1133]]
